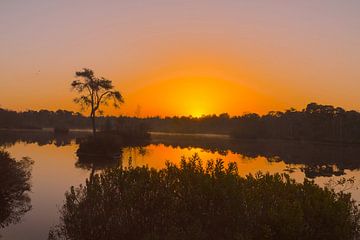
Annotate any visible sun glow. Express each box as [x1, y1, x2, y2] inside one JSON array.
[[189, 109, 206, 118], [121, 76, 278, 117]]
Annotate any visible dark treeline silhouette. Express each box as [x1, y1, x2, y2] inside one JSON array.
[[0, 108, 149, 134], [232, 103, 360, 143], [144, 113, 234, 134], [0, 108, 231, 133], [0, 108, 89, 129], [2, 102, 360, 143], [129, 102, 360, 142]]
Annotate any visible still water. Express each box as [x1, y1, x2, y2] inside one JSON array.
[[1, 130, 360, 239]]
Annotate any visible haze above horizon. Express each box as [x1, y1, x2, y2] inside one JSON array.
[[1, 1, 360, 117]]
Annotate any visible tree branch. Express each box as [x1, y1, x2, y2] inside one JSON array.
[[94, 91, 112, 111]]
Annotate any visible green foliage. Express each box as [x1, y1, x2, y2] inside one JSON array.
[[49, 155, 360, 240], [0, 150, 33, 228]]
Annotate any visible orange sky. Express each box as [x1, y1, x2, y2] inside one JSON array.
[[1, 1, 360, 117]]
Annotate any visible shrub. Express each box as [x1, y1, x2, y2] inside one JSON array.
[[49, 155, 360, 240], [77, 135, 124, 156], [0, 150, 33, 228]]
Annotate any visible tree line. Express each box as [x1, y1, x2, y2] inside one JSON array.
[[2, 102, 360, 143], [231, 102, 360, 143], [0, 108, 88, 129]]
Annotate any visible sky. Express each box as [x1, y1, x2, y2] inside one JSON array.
[[1, 0, 360, 117]]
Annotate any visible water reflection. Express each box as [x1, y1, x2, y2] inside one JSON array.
[[151, 133, 360, 178], [0, 129, 89, 147], [75, 153, 122, 171], [0, 150, 33, 230], [1, 130, 360, 239], [1, 130, 360, 179]]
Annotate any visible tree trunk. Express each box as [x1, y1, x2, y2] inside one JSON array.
[[89, 165, 95, 184], [91, 111, 96, 137]]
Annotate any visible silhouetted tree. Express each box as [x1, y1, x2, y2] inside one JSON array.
[[0, 150, 33, 228], [71, 68, 124, 136]]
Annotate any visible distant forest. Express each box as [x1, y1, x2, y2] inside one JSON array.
[[1, 102, 360, 143]]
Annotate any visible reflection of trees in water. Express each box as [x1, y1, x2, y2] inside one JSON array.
[[74, 133, 360, 178], [74, 146, 148, 172], [301, 164, 344, 179], [0, 150, 33, 228], [75, 153, 123, 171], [123, 146, 148, 167], [0, 130, 90, 147], [1, 130, 360, 179], [151, 134, 360, 178]]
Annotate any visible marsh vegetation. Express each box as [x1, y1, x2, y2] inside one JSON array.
[[49, 155, 360, 240]]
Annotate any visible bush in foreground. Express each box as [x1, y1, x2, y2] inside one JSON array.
[[49, 155, 360, 240], [0, 150, 33, 228]]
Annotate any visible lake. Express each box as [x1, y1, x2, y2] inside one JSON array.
[[1, 130, 360, 239]]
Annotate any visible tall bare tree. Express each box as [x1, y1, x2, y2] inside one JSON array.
[[71, 68, 124, 136]]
